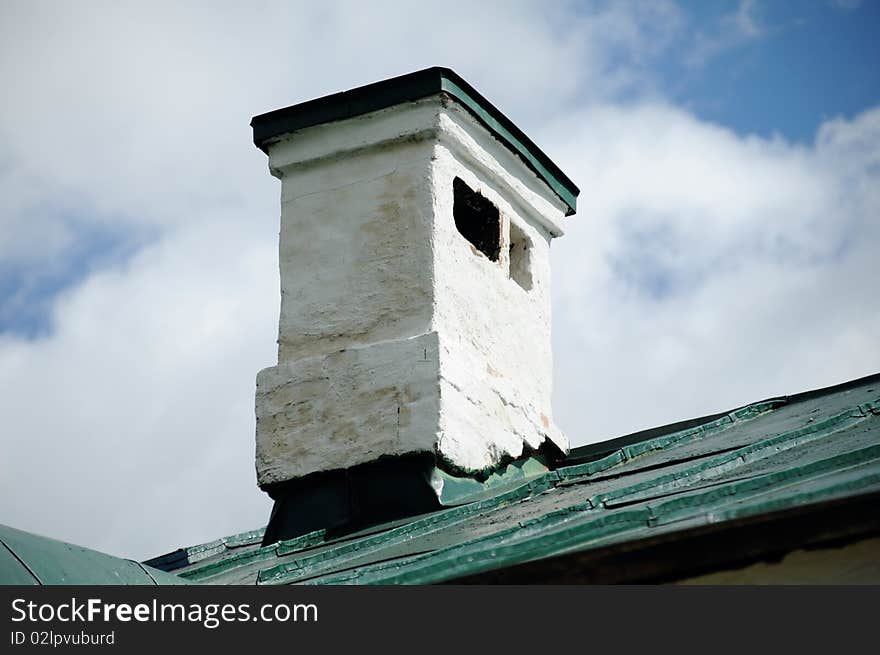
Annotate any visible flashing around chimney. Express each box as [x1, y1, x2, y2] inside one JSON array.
[[261, 451, 556, 545]]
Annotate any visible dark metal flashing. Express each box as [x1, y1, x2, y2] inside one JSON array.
[[567, 371, 880, 465], [444, 489, 880, 584], [261, 453, 443, 546], [142, 547, 190, 572], [250, 67, 579, 215], [259, 443, 564, 548]]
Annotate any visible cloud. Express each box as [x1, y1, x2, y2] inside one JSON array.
[[0, 217, 280, 558], [0, 0, 683, 337], [547, 103, 880, 441], [0, 1, 877, 560]]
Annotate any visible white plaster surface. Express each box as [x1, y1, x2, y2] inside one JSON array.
[[256, 332, 440, 487], [255, 94, 570, 487]]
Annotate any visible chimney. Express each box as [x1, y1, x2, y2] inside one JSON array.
[[251, 68, 578, 543]]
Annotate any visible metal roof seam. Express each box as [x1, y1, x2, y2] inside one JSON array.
[[589, 401, 877, 508], [0, 538, 42, 585]]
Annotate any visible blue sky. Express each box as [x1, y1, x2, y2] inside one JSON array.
[[666, 0, 880, 142], [1, 0, 878, 558], [0, 215, 149, 338]]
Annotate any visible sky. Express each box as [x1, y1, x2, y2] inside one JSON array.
[[1, 0, 878, 560]]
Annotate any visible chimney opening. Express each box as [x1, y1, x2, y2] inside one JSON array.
[[453, 177, 500, 261], [508, 222, 533, 291]]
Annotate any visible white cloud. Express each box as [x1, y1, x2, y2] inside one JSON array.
[[547, 103, 880, 442], [0, 217, 280, 558], [0, 1, 877, 560]]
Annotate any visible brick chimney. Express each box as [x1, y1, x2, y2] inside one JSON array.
[[251, 68, 578, 543]]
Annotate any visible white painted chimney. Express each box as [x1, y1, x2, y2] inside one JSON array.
[[251, 68, 578, 519]]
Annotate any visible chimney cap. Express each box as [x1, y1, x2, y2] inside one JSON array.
[[250, 66, 579, 215]]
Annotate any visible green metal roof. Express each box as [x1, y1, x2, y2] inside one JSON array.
[[251, 67, 580, 216], [144, 373, 880, 585], [0, 524, 187, 585]]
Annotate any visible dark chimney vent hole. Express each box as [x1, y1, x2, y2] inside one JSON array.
[[453, 177, 500, 261]]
